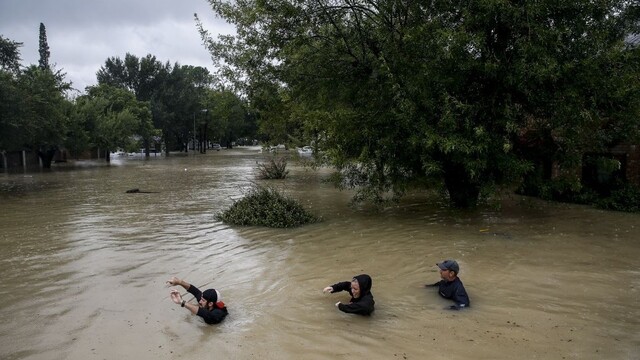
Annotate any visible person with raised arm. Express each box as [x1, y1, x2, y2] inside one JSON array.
[[323, 274, 375, 316], [167, 276, 228, 324]]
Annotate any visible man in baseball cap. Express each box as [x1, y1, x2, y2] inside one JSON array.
[[426, 259, 470, 310], [167, 276, 228, 324]]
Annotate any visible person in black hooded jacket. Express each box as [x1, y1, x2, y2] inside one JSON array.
[[323, 274, 375, 316], [167, 276, 228, 324]]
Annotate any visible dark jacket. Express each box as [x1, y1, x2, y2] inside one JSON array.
[[430, 277, 470, 310], [187, 285, 229, 324], [331, 274, 375, 316]]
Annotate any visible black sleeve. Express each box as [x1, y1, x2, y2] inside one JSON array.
[[330, 281, 352, 294], [338, 294, 374, 316], [187, 284, 203, 301]]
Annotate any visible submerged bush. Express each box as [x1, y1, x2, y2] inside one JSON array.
[[257, 156, 289, 179], [596, 184, 640, 212], [518, 177, 640, 213], [218, 186, 318, 228]]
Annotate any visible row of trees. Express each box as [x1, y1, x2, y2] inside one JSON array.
[[1, 24, 257, 168], [1, 24, 71, 167], [199, 0, 640, 207]]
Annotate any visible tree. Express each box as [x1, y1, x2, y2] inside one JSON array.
[[200, 0, 640, 207], [0, 71, 26, 152], [150, 63, 212, 154], [38, 23, 50, 70], [206, 89, 249, 148], [97, 53, 164, 155], [18, 65, 71, 168], [0, 35, 22, 73], [0, 35, 25, 152], [1, 33, 71, 168], [74, 84, 153, 162]]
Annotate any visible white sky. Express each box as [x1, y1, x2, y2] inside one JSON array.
[[0, 0, 234, 94]]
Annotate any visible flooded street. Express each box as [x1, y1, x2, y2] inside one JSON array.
[[0, 147, 638, 360]]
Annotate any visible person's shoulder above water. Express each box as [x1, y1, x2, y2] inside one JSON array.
[[323, 273, 375, 316], [429, 260, 470, 310], [167, 276, 229, 325]]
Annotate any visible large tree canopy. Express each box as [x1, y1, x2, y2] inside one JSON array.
[[199, 0, 640, 207], [0, 33, 71, 168], [72, 84, 153, 161]]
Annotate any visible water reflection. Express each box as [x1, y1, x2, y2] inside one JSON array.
[[0, 147, 638, 359]]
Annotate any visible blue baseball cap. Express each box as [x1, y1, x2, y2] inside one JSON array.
[[437, 260, 459, 273]]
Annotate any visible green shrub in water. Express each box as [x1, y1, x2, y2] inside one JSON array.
[[218, 186, 318, 228], [596, 184, 640, 212], [257, 156, 289, 179]]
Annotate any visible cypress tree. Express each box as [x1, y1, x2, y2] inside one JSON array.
[[38, 22, 50, 70]]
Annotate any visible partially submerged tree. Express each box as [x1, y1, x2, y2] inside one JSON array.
[[18, 65, 71, 168], [97, 53, 165, 156], [0, 36, 25, 152], [73, 84, 153, 162], [1, 32, 71, 167], [199, 0, 640, 208]]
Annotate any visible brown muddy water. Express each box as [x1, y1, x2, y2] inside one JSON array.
[[0, 147, 638, 360]]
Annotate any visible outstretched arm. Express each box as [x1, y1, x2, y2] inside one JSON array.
[[170, 289, 199, 315], [326, 281, 351, 293], [425, 280, 441, 287], [167, 276, 192, 290]]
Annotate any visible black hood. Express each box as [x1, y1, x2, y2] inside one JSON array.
[[353, 274, 372, 298]]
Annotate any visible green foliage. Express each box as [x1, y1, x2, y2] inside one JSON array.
[[97, 55, 256, 154], [0, 33, 71, 165], [18, 66, 71, 162], [217, 185, 317, 228], [206, 89, 250, 147], [0, 35, 22, 73], [201, 0, 640, 208], [256, 156, 289, 179], [597, 184, 640, 212], [517, 175, 586, 202], [72, 84, 152, 155], [518, 175, 640, 212], [97, 53, 164, 100], [0, 70, 24, 151], [38, 23, 50, 70]]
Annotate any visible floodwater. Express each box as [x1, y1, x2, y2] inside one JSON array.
[[0, 147, 638, 360]]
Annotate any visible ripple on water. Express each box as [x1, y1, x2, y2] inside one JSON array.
[[1, 151, 639, 360]]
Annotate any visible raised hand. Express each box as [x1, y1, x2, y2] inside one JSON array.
[[170, 289, 183, 304], [166, 276, 181, 287]]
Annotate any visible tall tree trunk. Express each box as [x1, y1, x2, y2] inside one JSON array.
[[443, 162, 480, 208], [37, 148, 56, 169]]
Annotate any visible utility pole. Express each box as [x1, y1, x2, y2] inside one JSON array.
[[193, 113, 196, 154]]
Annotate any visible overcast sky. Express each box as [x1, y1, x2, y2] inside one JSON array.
[[0, 0, 234, 94]]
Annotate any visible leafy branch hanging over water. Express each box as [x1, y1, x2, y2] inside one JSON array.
[[217, 185, 318, 228]]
